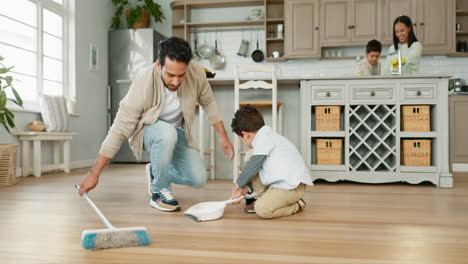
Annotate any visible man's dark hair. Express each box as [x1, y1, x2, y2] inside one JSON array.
[[393, 15, 418, 50], [157, 37, 192, 67], [231, 105, 265, 137], [366, 39, 382, 53]]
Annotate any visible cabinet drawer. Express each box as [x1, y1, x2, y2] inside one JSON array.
[[311, 86, 345, 103], [401, 84, 436, 103], [350, 85, 395, 103]]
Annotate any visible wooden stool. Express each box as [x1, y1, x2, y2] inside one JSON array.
[[13, 132, 77, 177], [197, 106, 216, 179]]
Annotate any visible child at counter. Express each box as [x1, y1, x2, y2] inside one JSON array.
[[357, 39, 382, 76], [229, 105, 312, 219]]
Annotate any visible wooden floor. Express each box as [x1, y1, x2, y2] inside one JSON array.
[[1, 164, 468, 264]]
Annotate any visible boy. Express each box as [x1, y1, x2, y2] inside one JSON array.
[[357, 39, 382, 76], [229, 106, 312, 219]]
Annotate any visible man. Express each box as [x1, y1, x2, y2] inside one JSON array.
[[79, 37, 234, 212]]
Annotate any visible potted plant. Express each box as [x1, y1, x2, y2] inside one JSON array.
[[67, 96, 76, 114], [111, 0, 165, 30], [0, 56, 23, 186]]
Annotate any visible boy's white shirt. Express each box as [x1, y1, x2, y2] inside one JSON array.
[[252, 125, 313, 189]]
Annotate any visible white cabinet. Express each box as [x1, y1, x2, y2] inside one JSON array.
[[300, 76, 452, 187], [320, 0, 381, 46]]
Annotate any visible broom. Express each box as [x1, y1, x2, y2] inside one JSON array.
[[75, 184, 151, 250]]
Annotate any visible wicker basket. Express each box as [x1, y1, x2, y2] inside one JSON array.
[[0, 144, 18, 187], [316, 139, 342, 165], [401, 105, 430, 131], [401, 139, 431, 166], [315, 106, 341, 131]]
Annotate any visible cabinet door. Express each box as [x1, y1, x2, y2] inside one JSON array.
[[382, 0, 416, 44], [320, 0, 352, 45], [416, 0, 455, 54], [285, 0, 320, 58], [449, 96, 468, 163], [352, 0, 381, 43]]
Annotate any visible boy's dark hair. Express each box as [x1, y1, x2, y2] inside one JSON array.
[[392, 15, 418, 50], [366, 39, 382, 53], [157, 37, 193, 68], [231, 105, 265, 137]]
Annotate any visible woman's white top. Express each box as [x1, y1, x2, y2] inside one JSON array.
[[384, 42, 423, 75]]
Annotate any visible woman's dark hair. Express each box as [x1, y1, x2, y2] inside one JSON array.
[[393, 15, 418, 50], [366, 39, 382, 53], [231, 105, 265, 137], [157, 37, 192, 67]]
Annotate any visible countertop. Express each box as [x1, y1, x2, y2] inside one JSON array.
[[208, 74, 452, 85]]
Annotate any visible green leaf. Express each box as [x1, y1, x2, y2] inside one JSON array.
[[5, 109, 15, 128], [6, 75, 13, 85], [11, 87, 23, 106], [0, 91, 7, 107], [1, 119, 11, 134]]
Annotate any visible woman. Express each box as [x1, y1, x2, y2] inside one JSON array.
[[385, 15, 423, 75]]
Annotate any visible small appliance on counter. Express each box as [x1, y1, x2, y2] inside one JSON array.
[[449, 78, 467, 92]]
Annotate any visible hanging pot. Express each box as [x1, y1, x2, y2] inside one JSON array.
[[198, 32, 214, 59], [209, 33, 226, 69]]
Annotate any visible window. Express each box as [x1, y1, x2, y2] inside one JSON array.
[[0, 0, 68, 111]]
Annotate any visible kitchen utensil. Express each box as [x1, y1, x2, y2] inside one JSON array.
[[272, 51, 280, 58], [209, 32, 226, 69], [388, 50, 402, 75], [192, 32, 201, 60], [237, 29, 249, 57], [251, 31, 264, 62], [183, 196, 245, 222], [198, 32, 214, 59]]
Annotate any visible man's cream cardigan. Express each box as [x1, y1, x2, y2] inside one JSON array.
[[99, 60, 222, 160]]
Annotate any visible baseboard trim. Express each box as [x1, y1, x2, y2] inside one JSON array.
[[15, 159, 95, 177], [452, 163, 468, 172]]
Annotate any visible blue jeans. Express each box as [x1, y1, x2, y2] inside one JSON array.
[[143, 121, 207, 192]]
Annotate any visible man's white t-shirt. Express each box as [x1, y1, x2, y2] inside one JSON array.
[[252, 125, 313, 189], [158, 87, 183, 128]]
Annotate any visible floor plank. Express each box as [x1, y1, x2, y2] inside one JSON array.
[[1, 164, 467, 264]]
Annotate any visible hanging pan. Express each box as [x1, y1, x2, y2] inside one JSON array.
[[251, 31, 264, 63]]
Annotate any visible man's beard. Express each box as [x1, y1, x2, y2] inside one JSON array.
[[161, 75, 178, 91]]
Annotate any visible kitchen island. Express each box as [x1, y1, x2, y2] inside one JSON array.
[[300, 75, 452, 188], [208, 75, 452, 187]]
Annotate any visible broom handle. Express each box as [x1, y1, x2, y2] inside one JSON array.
[[75, 184, 115, 229]]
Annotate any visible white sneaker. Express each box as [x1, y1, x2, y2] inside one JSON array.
[[145, 163, 153, 197]]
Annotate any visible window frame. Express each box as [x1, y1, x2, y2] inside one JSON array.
[[2, 0, 69, 112]]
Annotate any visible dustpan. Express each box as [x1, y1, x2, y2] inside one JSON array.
[[183, 196, 244, 222]]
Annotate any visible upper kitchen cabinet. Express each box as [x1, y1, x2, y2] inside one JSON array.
[[382, 0, 455, 54], [320, 0, 381, 46], [381, 0, 416, 44], [417, 0, 455, 54], [455, 0, 468, 56], [284, 0, 320, 58]]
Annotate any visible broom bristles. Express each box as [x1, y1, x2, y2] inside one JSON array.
[[81, 227, 150, 250]]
